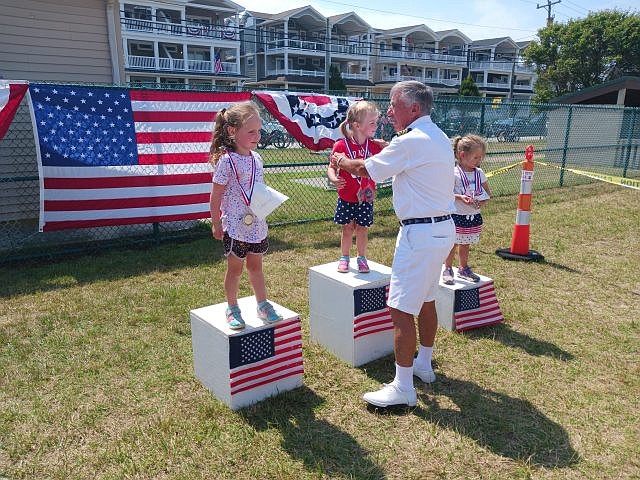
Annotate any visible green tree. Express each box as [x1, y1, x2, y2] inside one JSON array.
[[329, 65, 347, 92], [458, 75, 480, 96], [523, 10, 640, 102]]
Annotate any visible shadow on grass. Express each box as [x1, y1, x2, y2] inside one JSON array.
[[540, 259, 581, 274], [362, 360, 580, 469], [417, 374, 580, 468], [461, 323, 574, 361], [239, 386, 385, 480], [0, 235, 295, 298]]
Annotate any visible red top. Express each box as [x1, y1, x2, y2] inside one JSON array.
[[331, 137, 383, 202]]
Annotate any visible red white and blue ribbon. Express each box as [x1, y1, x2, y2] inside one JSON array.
[[344, 137, 370, 186], [227, 151, 256, 207], [457, 165, 483, 197]]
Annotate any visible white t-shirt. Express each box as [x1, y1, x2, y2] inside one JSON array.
[[365, 115, 455, 220], [453, 166, 488, 215], [212, 151, 268, 243]]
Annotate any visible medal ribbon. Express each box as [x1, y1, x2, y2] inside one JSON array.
[[227, 151, 256, 207], [344, 138, 370, 187], [457, 165, 483, 197]]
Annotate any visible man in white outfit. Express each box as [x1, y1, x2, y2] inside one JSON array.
[[331, 81, 455, 407]]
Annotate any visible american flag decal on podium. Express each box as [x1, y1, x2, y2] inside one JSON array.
[[353, 285, 393, 339], [228, 318, 303, 396], [454, 282, 503, 331]]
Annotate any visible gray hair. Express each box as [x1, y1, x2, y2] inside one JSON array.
[[390, 81, 433, 115]]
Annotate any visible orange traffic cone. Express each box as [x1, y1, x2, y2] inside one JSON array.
[[496, 145, 544, 261]]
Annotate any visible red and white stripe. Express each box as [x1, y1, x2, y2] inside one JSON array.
[[0, 80, 28, 141], [229, 318, 304, 396], [353, 286, 393, 339], [454, 282, 504, 331], [455, 225, 482, 235]]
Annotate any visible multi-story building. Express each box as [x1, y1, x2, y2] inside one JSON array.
[[241, 6, 374, 91], [240, 6, 535, 99], [119, 0, 246, 88], [468, 37, 536, 100], [371, 26, 471, 95]]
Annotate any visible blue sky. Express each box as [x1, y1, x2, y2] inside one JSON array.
[[238, 0, 639, 41]]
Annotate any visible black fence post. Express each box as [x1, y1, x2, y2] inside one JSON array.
[[623, 108, 637, 178], [559, 106, 573, 187]]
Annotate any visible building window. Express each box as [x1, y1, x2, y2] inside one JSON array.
[[312, 58, 321, 67], [159, 77, 185, 85], [247, 57, 254, 66], [129, 76, 157, 86]]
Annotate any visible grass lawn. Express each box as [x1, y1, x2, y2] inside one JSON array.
[[1, 182, 639, 479]]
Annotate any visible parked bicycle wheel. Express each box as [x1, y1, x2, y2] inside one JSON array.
[[257, 128, 269, 149], [272, 131, 289, 149]]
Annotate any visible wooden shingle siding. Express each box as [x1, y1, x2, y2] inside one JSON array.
[[0, 0, 114, 83], [0, 0, 116, 222]]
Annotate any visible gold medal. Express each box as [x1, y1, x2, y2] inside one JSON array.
[[243, 213, 254, 225]]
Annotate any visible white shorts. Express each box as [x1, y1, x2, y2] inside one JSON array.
[[388, 220, 455, 315]]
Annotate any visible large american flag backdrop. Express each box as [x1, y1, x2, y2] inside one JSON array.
[[229, 317, 303, 396], [254, 91, 360, 151], [453, 282, 504, 331], [28, 83, 250, 232], [353, 285, 393, 340]]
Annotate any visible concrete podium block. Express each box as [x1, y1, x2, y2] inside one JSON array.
[[309, 259, 393, 367], [436, 266, 504, 332], [190, 296, 304, 410]]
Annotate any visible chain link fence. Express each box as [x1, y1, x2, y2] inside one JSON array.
[[1, 84, 638, 263]]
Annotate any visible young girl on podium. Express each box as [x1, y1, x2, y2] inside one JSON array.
[[442, 134, 492, 284], [327, 101, 385, 274], [209, 101, 282, 329]]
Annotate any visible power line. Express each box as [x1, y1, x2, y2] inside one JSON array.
[[313, 0, 538, 34], [563, 0, 590, 13]]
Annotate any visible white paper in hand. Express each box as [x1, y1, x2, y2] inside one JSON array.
[[250, 182, 288, 219]]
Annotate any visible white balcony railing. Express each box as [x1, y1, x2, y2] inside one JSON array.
[[341, 72, 369, 80], [265, 68, 368, 81], [380, 74, 460, 86], [469, 61, 535, 74], [127, 55, 238, 74], [330, 44, 369, 56], [266, 68, 325, 77], [378, 50, 466, 66], [121, 17, 239, 41], [265, 40, 326, 53]]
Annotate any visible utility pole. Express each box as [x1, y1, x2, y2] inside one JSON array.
[[324, 18, 331, 93], [537, 0, 561, 26]]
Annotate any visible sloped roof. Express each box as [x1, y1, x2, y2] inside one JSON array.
[[471, 37, 516, 48], [436, 29, 472, 43], [328, 11, 371, 29], [550, 76, 640, 106], [246, 5, 325, 24]]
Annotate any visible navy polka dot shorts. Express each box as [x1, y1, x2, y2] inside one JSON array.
[[333, 198, 374, 227]]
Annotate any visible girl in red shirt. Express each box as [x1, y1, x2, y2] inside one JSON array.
[[327, 101, 384, 273]]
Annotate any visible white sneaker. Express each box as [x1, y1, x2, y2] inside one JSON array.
[[362, 383, 417, 407], [412, 365, 436, 383]]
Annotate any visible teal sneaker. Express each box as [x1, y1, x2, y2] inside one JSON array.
[[226, 305, 245, 330], [257, 300, 283, 324]]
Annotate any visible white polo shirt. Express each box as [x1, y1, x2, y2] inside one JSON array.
[[364, 115, 455, 220]]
